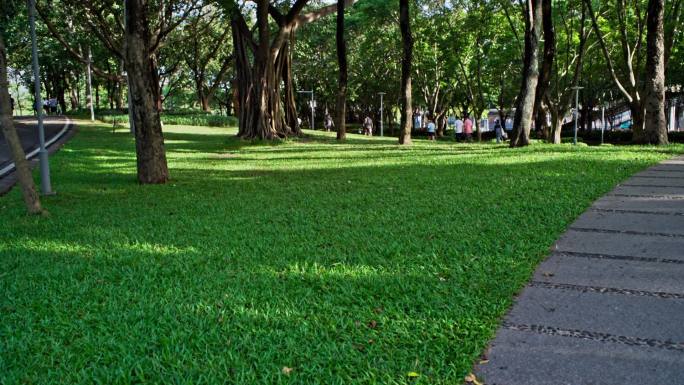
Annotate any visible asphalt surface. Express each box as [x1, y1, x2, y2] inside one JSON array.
[[0, 116, 70, 172], [475, 155, 684, 384]]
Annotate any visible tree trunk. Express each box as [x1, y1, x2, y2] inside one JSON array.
[[335, 0, 348, 141], [125, 0, 169, 184], [534, 0, 554, 139], [630, 100, 646, 142], [549, 106, 563, 144], [0, 34, 42, 214], [643, 0, 668, 144], [511, 0, 543, 147], [399, 0, 413, 145]]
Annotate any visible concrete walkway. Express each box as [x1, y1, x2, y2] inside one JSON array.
[[475, 155, 684, 385]]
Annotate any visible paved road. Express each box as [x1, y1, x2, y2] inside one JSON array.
[[475, 155, 684, 385], [0, 116, 70, 173]]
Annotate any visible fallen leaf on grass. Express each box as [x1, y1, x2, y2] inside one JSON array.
[[464, 373, 483, 385]]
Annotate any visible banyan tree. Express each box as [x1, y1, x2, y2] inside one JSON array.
[[223, 0, 355, 140]]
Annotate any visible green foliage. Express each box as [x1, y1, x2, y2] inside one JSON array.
[[2, 121, 682, 384]]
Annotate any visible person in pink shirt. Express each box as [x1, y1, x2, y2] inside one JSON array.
[[463, 116, 473, 142]]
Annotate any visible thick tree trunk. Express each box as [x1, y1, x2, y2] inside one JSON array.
[[125, 0, 169, 184], [281, 38, 300, 134], [534, 0, 554, 139], [0, 34, 42, 214], [643, 0, 668, 144], [335, 0, 347, 141], [630, 101, 646, 141], [511, 0, 543, 147], [399, 0, 413, 145]]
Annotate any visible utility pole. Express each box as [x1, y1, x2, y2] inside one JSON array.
[[123, 0, 135, 135], [28, 0, 52, 194], [572, 86, 583, 146], [378, 92, 385, 137], [86, 47, 95, 122]]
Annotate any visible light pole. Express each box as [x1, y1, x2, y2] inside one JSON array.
[[29, 0, 52, 194], [378, 92, 385, 137], [123, 0, 135, 135], [86, 47, 95, 121], [572, 86, 583, 146], [298, 90, 314, 129]]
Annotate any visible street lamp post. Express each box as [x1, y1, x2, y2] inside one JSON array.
[[298, 90, 314, 129], [572, 86, 584, 146], [378, 92, 385, 137], [28, 0, 52, 194], [123, 0, 135, 135], [87, 47, 95, 122]]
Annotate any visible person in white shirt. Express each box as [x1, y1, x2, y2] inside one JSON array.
[[454, 117, 464, 140]]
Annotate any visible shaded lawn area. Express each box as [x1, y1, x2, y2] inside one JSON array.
[[1, 121, 682, 384]]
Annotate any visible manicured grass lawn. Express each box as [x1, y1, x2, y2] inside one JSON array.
[[1, 121, 682, 384]]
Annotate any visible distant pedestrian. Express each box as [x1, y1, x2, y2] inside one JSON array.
[[49, 98, 58, 115], [427, 119, 436, 141], [324, 112, 334, 132], [363, 116, 373, 136], [505, 116, 513, 135], [9, 97, 14, 115], [463, 116, 473, 142], [494, 119, 503, 143], [454, 117, 464, 140], [413, 110, 422, 131]]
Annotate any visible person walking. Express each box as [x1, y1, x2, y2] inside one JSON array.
[[463, 116, 473, 142], [324, 112, 334, 132], [494, 119, 503, 143], [427, 119, 436, 141], [363, 116, 373, 136], [454, 116, 464, 141]]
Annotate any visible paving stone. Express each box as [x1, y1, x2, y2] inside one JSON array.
[[554, 230, 684, 260], [476, 329, 684, 385], [621, 177, 684, 187], [506, 286, 684, 341], [534, 253, 684, 294], [571, 210, 684, 235], [632, 170, 684, 179], [611, 184, 684, 197], [591, 195, 684, 214]]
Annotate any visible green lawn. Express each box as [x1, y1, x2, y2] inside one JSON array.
[[1, 122, 681, 384]]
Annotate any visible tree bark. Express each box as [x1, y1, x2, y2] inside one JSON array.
[[0, 34, 42, 214], [125, 0, 169, 184], [335, 0, 347, 141], [399, 0, 413, 145], [533, 0, 555, 139], [511, 0, 543, 147], [643, 0, 668, 144]]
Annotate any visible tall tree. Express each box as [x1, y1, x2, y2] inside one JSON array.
[[181, 5, 233, 112], [399, 0, 413, 145], [226, 0, 354, 139], [335, 0, 348, 141], [533, 0, 555, 139], [125, 0, 169, 183], [511, 0, 543, 147], [39, 0, 203, 184], [0, 23, 42, 214], [643, 0, 668, 144]]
